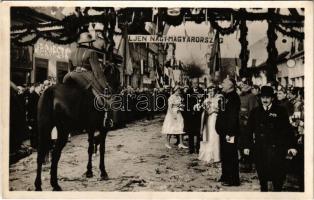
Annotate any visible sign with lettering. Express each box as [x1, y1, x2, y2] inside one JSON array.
[[128, 35, 223, 44], [34, 39, 72, 61]]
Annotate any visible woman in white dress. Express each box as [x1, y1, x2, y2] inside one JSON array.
[[198, 84, 221, 163], [161, 86, 188, 149]]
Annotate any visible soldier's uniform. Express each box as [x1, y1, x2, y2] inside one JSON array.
[[63, 45, 109, 95]]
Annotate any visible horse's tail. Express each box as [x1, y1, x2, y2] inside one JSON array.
[[37, 86, 55, 162]]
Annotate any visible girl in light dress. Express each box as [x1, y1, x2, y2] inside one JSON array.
[[161, 86, 188, 149], [199, 84, 221, 164]]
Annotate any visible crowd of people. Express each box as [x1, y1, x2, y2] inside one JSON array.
[[161, 77, 304, 191], [10, 77, 57, 162]]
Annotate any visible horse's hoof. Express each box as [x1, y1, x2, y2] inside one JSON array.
[[100, 173, 109, 181], [52, 185, 62, 191], [85, 171, 93, 178], [35, 187, 42, 191]]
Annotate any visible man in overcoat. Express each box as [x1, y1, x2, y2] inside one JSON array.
[[244, 86, 297, 191], [215, 77, 241, 186]]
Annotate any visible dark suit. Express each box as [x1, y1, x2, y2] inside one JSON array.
[[183, 87, 204, 153], [216, 90, 241, 185], [246, 104, 295, 191]]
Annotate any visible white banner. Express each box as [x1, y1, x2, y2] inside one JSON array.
[[128, 35, 222, 44]]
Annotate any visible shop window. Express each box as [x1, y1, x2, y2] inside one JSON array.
[[35, 58, 48, 83], [56, 61, 68, 83]]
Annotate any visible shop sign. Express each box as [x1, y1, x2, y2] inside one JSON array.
[[34, 40, 72, 61]]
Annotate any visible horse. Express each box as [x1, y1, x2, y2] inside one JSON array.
[[34, 64, 120, 191]]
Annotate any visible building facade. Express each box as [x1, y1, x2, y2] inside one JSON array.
[[247, 33, 303, 87]]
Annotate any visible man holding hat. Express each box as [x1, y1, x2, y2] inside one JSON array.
[[244, 86, 297, 191]]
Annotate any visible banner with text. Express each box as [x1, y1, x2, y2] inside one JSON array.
[[128, 35, 223, 44]]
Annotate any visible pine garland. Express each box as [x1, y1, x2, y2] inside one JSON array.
[[238, 17, 249, 78], [10, 8, 304, 46], [275, 23, 304, 40], [266, 15, 279, 82], [209, 17, 240, 35]]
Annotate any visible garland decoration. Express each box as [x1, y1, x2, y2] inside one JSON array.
[[11, 12, 122, 46], [164, 8, 184, 27], [266, 10, 279, 82], [10, 8, 304, 47], [238, 15, 249, 78], [208, 11, 240, 35], [274, 23, 304, 40]]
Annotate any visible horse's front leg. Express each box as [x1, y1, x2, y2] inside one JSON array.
[[99, 129, 109, 180], [85, 131, 94, 178]]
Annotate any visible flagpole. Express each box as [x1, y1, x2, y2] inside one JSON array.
[[123, 23, 128, 87], [217, 31, 221, 82]]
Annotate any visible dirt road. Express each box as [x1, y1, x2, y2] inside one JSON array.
[[9, 115, 298, 192]]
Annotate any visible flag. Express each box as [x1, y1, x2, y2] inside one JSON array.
[[118, 35, 133, 75], [208, 30, 221, 76]]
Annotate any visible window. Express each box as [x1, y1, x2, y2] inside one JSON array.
[[35, 58, 48, 83]]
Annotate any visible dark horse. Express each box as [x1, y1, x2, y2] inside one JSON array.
[[35, 65, 120, 191]]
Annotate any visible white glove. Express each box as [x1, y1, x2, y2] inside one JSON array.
[[243, 149, 250, 155], [288, 149, 298, 157], [225, 135, 235, 143]]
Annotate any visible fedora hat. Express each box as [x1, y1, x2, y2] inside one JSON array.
[[260, 86, 274, 97], [78, 32, 95, 44]]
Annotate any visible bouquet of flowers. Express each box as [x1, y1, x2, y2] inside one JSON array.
[[178, 100, 185, 111]]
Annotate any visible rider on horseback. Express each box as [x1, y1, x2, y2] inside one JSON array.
[[63, 29, 110, 100]]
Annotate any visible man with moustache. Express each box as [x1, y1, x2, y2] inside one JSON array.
[[244, 86, 297, 191], [215, 77, 241, 186]]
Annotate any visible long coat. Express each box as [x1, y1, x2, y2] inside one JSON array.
[[246, 104, 295, 181], [216, 90, 241, 137]]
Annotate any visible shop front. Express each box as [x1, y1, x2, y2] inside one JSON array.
[[32, 38, 75, 84]]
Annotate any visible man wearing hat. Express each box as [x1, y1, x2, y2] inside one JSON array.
[[63, 29, 109, 97], [244, 86, 297, 191]]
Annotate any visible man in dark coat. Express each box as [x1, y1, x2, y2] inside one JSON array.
[[183, 80, 204, 154], [216, 77, 241, 186], [244, 86, 297, 191]]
